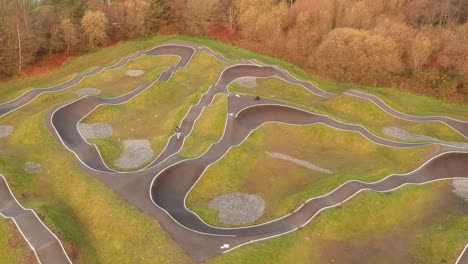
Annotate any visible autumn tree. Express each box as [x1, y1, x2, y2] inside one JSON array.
[[81, 10, 108, 48], [122, 0, 151, 38], [409, 33, 433, 71], [0, 0, 41, 76], [315, 28, 403, 83], [236, 0, 288, 41], [147, 0, 169, 31], [50, 0, 88, 19], [337, 1, 373, 29], [183, 0, 221, 35], [59, 18, 79, 54]]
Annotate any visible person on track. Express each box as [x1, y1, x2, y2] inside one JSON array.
[[175, 126, 182, 139]]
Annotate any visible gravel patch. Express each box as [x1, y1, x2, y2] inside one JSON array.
[[453, 179, 468, 202], [24, 161, 43, 174], [126, 70, 145, 77], [75, 88, 102, 97], [78, 123, 113, 139], [266, 151, 333, 174], [114, 139, 154, 169], [0, 125, 14, 138], [235, 77, 257, 88], [209, 192, 265, 225], [383, 126, 468, 149]]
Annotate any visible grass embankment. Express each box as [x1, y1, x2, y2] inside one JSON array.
[[0, 35, 466, 263], [174, 36, 468, 121], [0, 36, 186, 103], [84, 51, 227, 170], [0, 91, 191, 263], [187, 123, 437, 226], [181, 94, 228, 158], [0, 49, 193, 262], [71, 55, 179, 98], [0, 219, 36, 263], [230, 79, 467, 143], [209, 181, 468, 264]]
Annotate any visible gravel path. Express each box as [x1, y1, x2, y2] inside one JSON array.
[[126, 70, 145, 77], [75, 88, 102, 97], [114, 139, 154, 169], [78, 123, 113, 139], [453, 179, 468, 202], [235, 77, 257, 88], [209, 192, 265, 225], [0, 125, 14, 138], [266, 151, 333, 174], [383, 126, 468, 149], [24, 161, 43, 174]]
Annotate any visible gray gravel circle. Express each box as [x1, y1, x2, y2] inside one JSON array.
[[78, 123, 113, 139], [453, 179, 468, 202], [114, 139, 154, 169], [0, 125, 14, 138], [75, 88, 102, 97], [209, 192, 265, 225]]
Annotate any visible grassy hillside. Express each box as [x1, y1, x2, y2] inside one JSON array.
[[0, 35, 466, 264]]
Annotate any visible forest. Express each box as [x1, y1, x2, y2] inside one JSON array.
[[0, 0, 467, 103]]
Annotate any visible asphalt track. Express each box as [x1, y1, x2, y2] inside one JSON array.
[[1, 41, 467, 263]]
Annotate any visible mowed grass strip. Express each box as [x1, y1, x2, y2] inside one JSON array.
[[231, 79, 467, 143], [181, 94, 228, 158], [0, 75, 191, 263], [209, 181, 468, 264], [0, 219, 36, 263], [187, 123, 437, 226], [84, 51, 227, 170]]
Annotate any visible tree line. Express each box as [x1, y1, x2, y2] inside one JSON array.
[[1, 0, 467, 103]]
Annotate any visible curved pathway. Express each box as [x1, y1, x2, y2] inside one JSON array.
[[0, 40, 467, 262], [345, 89, 468, 139], [50, 44, 196, 172], [0, 175, 71, 264]]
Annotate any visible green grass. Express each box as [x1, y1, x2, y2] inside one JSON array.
[[71, 55, 179, 98], [0, 218, 33, 263], [209, 181, 467, 264], [231, 79, 467, 143], [187, 123, 437, 226], [0, 35, 466, 263], [0, 36, 185, 103], [85, 51, 227, 170], [0, 58, 192, 263], [181, 94, 228, 158]]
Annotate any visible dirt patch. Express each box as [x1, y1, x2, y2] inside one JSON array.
[[126, 70, 145, 77], [75, 88, 102, 97], [265, 151, 332, 174], [235, 77, 257, 88], [24, 161, 43, 174], [78, 123, 113, 139], [114, 139, 154, 169], [0, 125, 14, 138], [383, 126, 468, 149], [209, 192, 265, 225]]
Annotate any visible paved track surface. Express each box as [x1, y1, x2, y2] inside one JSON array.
[[0, 175, 71, 264], [1, 41, 468, 263]]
